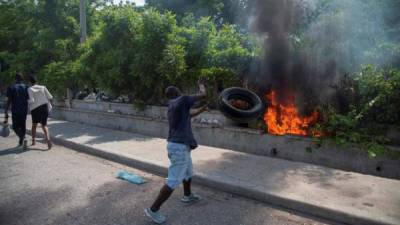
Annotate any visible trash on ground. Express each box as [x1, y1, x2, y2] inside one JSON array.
[[117, 170, 146, 185]]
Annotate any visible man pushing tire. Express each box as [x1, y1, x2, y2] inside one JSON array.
[[145, 81, 208, 224]]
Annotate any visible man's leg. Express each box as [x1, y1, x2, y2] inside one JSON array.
[[41, 125, 52, 149], [181, 152, 201, 203], [183, 151, 193, 196], [31, 123, 37, 145], [42, 125, 50, 141], [145, 179, 174, 224], [183, 178, 192, 196], [145, 143, 187, 224], [150, 184, 174, 212], [145, 184, 171, 224], [21, 114, 26, 142], [12, 114, 23, 145]]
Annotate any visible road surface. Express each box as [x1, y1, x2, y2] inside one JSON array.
[[0, 133, 336, 225]]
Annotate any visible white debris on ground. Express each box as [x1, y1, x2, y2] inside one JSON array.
[[192, 118, 222, 127]]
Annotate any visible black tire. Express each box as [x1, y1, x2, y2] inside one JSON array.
[[218, 87, 264, 123]]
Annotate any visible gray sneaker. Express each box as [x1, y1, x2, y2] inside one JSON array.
[[181, 193, 202, 203], [144, 208, 166, 224]]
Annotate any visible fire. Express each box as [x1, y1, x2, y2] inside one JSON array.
[[264, 90, 319, 136]]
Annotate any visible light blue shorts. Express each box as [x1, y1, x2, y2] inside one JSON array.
[[166, 142, 193, 189]]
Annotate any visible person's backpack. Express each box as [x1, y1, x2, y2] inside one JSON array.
[[1, 123, 10, 137]]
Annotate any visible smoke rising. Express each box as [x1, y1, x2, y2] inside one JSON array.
[[247, 0, 399, 112]]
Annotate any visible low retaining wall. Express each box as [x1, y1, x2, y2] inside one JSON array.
[[50, 107, 400, 180], [68, 100, 233, 126]]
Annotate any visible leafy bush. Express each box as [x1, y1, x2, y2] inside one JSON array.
[[79, 8, 257, 105], [355, 65, 400, 124], [318, 66, 400, 157], [0, 0, 81, 96]]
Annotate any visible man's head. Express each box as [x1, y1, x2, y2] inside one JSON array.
[[29, 75, 37, 85], [165, 86, 181, 99], [15, 73, 23, 82]]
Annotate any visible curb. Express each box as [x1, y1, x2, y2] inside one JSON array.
[[28, 130, 395, 225]]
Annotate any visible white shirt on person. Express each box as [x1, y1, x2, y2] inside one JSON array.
[[28, 84, 53, 111]]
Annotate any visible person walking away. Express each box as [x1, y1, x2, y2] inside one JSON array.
[[144, 82, 208, 224], [4, 73, 29, 149], [28, 75, 53, 149]]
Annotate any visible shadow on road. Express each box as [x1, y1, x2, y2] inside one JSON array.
[[0, 186, 73, 225], [0, 147, 28, 156], [194, 150, 361, 199]]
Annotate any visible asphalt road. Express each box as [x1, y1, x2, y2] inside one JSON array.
[[0, 133, 336, 225]]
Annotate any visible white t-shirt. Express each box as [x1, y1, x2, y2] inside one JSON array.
[[28, 85, 53, 111]]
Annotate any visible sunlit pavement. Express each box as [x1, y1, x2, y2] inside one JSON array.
[[0, 133, 332, 225], [2, 112, 400, 225]]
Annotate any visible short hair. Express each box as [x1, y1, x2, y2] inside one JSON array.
[[15, 73, 23, 82], [165, 86, 181, 99], [29, 75, 37, 84]]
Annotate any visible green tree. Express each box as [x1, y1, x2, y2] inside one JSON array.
[[84, 7, 186, 104], [0, 0, 83, 96], [146, 0, 248, 26]]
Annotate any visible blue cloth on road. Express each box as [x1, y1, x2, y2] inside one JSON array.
[[166, 142, 193, 189], [117, 171, 146, 185], [167, 95, 198, 149]]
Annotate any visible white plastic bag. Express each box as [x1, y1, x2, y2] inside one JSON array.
[[47, 102, 53, 112]]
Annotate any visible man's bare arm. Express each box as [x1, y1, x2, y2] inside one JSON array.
[[190, 105, 209, 117], [190, 83, 207, 101]]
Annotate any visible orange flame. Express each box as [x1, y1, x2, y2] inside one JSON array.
[[264, 90, 319, 136]]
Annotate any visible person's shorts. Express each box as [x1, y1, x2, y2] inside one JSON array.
[[31, 104, 49, 125], [166, 142, 193, 189]]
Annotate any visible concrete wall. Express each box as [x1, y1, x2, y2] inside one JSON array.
[[51, 107, 400, 180], [2, 98, 398, 179], [68, 100, 233, 126]]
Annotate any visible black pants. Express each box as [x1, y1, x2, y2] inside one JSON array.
[[12, 113, 27, 143]]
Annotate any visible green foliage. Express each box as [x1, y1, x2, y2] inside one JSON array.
[[0, 1, 257, 102], [158, 44, 187, 83], [175, 17, 256, 100], [299, 0, 400, 71], [319, 108, 390, 158], [83, 6, 142, 97], [0, 0, 82, 96], [81, 8, 256, 104], [0, 0, 38, 83], [355, 66, 400, 124], [146, 0, 248, 26], [40, 60, 80, 97], [318, 66, 400, 157], [1, 0, 399, 159]]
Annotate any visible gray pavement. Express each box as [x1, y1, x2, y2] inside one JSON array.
[[0, 133, 333, 225], [14, 116, 400, 225]]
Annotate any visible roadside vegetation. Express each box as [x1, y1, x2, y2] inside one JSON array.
[[1, 0, 399, 156]]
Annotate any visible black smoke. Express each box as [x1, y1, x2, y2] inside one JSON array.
[[246, 0, 398, 114], [247, 0, 325, 114]]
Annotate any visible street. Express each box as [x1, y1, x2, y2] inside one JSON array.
[[0, 133, 334, 225]]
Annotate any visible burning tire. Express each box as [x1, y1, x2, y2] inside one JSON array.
[[218, 87, 264, 123]]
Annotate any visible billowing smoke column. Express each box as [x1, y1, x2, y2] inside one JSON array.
[[248, 0, 324, 113], [247, 0, 397, 114]]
